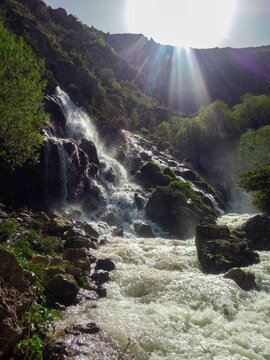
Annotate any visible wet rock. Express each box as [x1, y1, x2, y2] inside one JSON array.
[[65, 236, 97, 250], [44, 267, 65, 281], [241, 214, 270, 250], [75, 221, 100, 238], [79, 138, 99, 166], [65, 322, 100, 335], [66, 227, 87, 239], [134, 192, 146, 210], [134, 221, 154, 238], [63, 248, 90, 262], [101, 211, 118, 226], [224, 268, 256, 291], [96, 286, 107, 298], [65, 265, 82, 279], [140, 151, 152, 161], [103, 167, 116, 183], [112, 227, 124, 237], [95, 258, 115, 271], [91, 270, 111, 285], [49, 211, 73, 237], [72, 259, 91, 273], [146, 186, 208, 238], [130, 155, 142, 174], [196, 223, 260, 274], [46, 274, 79, 306]]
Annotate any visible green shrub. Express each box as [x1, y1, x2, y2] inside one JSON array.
[[14, 238, 33, 259], [26, 229, 61, 256], [0, 218, 18, 241]]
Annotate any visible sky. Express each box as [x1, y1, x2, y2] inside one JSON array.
[[44, 0, 270, 49]]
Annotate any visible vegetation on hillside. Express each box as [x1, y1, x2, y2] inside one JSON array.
[[238, 126, 270, 212], [0, 18, 47, 168]]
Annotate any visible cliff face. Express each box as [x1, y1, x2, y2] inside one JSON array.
[[106, 33, 270, 113]]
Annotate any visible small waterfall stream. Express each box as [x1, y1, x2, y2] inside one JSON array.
[[49, 89, 270, 359]]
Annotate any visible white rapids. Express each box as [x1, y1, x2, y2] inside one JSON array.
[[55, 215, 270, 360]]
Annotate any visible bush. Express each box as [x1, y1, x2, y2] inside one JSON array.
[[0, 218, 18, 241], [14, 238, 33, 259], [26, 229, 62, 256]]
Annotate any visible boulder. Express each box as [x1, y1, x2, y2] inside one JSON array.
[[134, 222, 154, 238], [48, 211, 73, 237], [63, 248, 89, 262], [101, 211, 118, 226], [224, 268, 256, 291], [43, 267, 65, 282], [241, 214, 270, 250], [64, 236, 97, 250], [72, 259, 91, 273], [196, 223, 260, 274], [65, 265, 82, 279], [79, 138, 99, 166], [90, 270, 111, 285], [112, 227, 124, 237], [95, 259, 115, 271], [134, 192, 146, 210], [75, 221, 100, 238], [46, 274, 79, 306], [146, 187, 207, 238]]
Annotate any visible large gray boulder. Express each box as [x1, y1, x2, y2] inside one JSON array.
[[196, 223, 260, 274]]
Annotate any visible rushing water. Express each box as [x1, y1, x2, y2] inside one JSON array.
[[52, 214, 270, 360], [51, 89, 270, 359]]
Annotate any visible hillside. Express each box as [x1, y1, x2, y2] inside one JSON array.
[[106, 33, 270, 113], [1, 0, 172, 132]]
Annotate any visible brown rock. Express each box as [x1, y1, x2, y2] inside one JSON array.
[[224, 268, 256, 291]]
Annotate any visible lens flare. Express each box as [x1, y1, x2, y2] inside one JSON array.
[[126, 0, 237, 48]]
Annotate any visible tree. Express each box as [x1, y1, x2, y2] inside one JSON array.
[[0, 19, 47, 169], [238, 126, 270, 212]]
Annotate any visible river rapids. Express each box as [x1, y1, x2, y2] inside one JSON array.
[[50, 89, 270, 360]]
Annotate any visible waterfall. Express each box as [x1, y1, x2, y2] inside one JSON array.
[[54, 87, 154, 236]]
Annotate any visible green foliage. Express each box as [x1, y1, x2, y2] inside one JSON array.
[[238, 126, 270, 166], [163, 167, 176, 178], [26, 229, 61, 256], [77, 276, 89, 289], [0, 217, 18, 241], [17, 303, 62, 360], [238, 162, 270, 212], [14, 238, 33, 259], [168, 180, 203, 205], [0, 19, 47, 168], [17, 334, 43, 360]]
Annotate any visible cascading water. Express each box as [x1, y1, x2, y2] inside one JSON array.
[[54, 87, 160, 236], [50, 89, 270, 359]]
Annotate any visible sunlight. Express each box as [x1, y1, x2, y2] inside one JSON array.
[[126, 0, 237, 48]]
